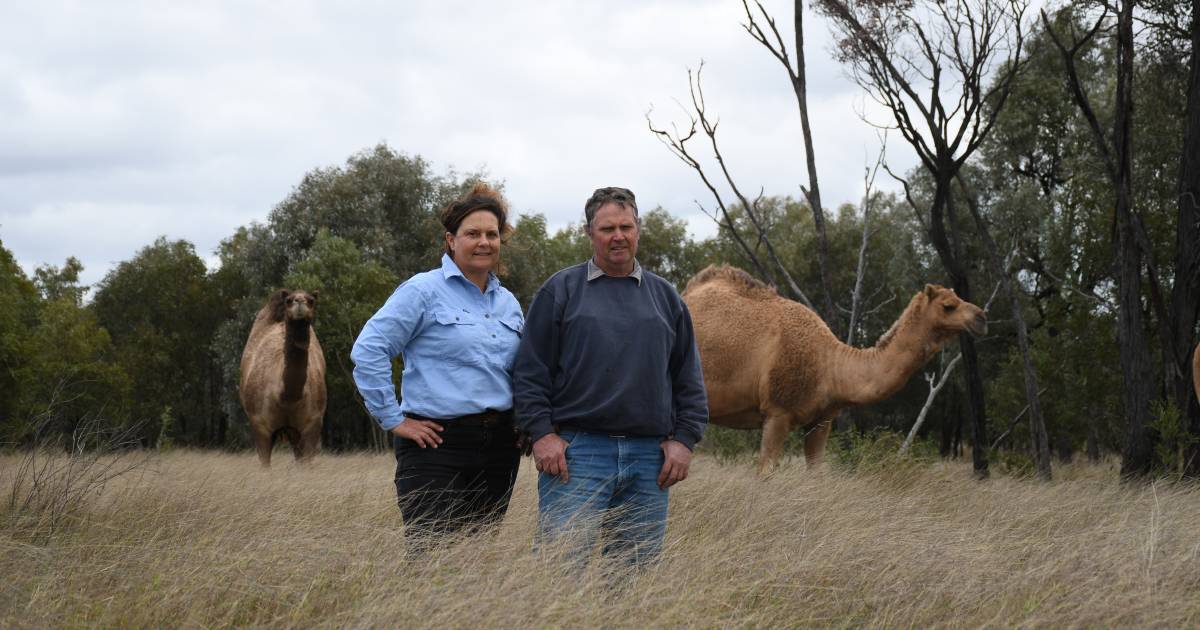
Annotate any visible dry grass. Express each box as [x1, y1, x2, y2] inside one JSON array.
[[2, 449, 1199, 628]]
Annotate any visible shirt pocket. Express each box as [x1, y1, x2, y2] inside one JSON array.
[[491, 315, 524, 371], [429, 308, 483, 366], [499, 316, 523, 338]]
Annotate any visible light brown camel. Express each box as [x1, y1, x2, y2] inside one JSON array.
[[239, 289, 327, 466], [1193, 342, 1199, 403], [683, 265, 988, 475]]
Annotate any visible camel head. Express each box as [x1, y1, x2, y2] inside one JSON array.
[[922, 284, 987, 338], [269, 289, 319, 324]]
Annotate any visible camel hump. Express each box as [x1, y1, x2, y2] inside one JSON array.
[[684, 264, 777, 298]]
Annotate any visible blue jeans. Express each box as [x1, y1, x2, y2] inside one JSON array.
[[537, 431, 669, 567]]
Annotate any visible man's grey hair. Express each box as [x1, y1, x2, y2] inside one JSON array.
[[584, 187, 640, 230]]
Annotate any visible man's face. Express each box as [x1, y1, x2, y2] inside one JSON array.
[[588, 202, 640, 273]]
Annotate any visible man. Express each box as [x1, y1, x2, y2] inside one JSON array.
[[513, 186, 708, 567]]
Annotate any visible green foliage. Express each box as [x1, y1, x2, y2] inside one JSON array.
[[0, 240, 40, 424], [33, 257, 86, 305], [829, 428, 939, 476], [697, 426, 802, 465], [1149, 401, 1199, 480], [991, 449, 1035, 478], [636, 206, 712, 292], [265, 143, 469, 284], [0, 244, 130, 443], [91, 237, 221, 445], [282, 230, 398, 449], [157, 407, 175, 452]]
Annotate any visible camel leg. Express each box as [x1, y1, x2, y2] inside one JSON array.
[[757, 411, 793, 477], [296, 425, 321, 463], [803, 419, 833, 469], [253, 428, 272, 467]]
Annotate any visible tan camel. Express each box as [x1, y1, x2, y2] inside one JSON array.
[[239, 290, 327, 466], [1193, 342, 1199, 403], [683, 265, 987, 475]]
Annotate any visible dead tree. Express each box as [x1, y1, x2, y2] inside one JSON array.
[[818, 0, 1030, 477], [742, 0, 838, 325], [648, 65, 815, 309]]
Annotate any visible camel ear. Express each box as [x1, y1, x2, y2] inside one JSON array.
[[923, 284, 939, 300], [310, 290, 319, 304], [269, 289, 290, 322]]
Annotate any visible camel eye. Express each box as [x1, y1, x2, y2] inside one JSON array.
[[943, 304, 957, 312]]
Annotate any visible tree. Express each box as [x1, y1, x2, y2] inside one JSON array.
[[818, 0, 1030, 477], [209, 144, 482, 450], [283, 230, 397, 451], [33, 257, 86, 305], [0, 240, 41, 427], [1040, 1, 1200, 478], [0, 246, 130, 442], [741, 0, 838, 322], [91, 238, 221, 446]]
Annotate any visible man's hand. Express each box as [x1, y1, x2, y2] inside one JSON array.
[[391, 418, 444, 448], [658, 440, 692, 489], [533, 433, 570, 483]]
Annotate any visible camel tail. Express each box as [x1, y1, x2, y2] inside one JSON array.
[[271, 426, 301, 449]]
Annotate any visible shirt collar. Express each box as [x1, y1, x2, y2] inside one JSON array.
[[586, 257, 643, 286], [441, 253, 499, 292]]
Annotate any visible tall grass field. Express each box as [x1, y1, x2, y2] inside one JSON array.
[[3, 444, 1200, 628]]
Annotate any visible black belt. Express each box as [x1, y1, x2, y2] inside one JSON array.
[[409, 409, 513, 428]]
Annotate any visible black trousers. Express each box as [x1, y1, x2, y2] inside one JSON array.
[[394, 420, 520, 541]]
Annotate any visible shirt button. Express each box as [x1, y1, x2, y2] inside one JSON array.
[[491, 334, 496, 338], [485, 314, 490, 318]]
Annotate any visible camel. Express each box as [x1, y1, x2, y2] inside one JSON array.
[[682, 265, 987, 475], [1194, 342, 1199, 403], [239, 289, 327, 466]]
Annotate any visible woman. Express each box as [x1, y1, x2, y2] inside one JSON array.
[[351, 182, 524, 543]]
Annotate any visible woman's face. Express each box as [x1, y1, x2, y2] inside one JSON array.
[[446, 209, 501, 277]]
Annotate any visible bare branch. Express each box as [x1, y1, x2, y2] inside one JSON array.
[[901, 351, 963, 454]]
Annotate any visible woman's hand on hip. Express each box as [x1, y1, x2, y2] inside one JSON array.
[[391, 419, 444, 448]]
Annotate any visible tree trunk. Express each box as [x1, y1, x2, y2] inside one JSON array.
[[791, 0, 837, 328], [959, 175, 1052, 480], [1176, 0, 1200, 477], [927, 175, 989, 476], [1087, 418, 1101, 463], [1113, 0, 1158, 479]]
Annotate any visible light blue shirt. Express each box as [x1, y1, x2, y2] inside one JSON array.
[[351, 254, 524, 430]]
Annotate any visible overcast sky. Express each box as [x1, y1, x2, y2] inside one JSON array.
[[1, 0, 916, 288]]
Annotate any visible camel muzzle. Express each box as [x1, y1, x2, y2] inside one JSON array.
[[968, 314, 988, 336]]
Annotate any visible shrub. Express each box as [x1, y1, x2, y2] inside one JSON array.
[[829, 428, 939, 475]]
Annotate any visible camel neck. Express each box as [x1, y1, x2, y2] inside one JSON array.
[[832, 324, 939, 407], [281, 319, 311, 402]]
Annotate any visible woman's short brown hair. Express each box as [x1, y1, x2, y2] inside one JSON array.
[[440, 181, 512, 252]]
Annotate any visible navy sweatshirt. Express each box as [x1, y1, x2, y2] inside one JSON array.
[[512, 261, 708, 450]]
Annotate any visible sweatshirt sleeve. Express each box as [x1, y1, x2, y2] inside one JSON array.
[[667, 297, 708, 450], [512, 282, 561, 443]]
